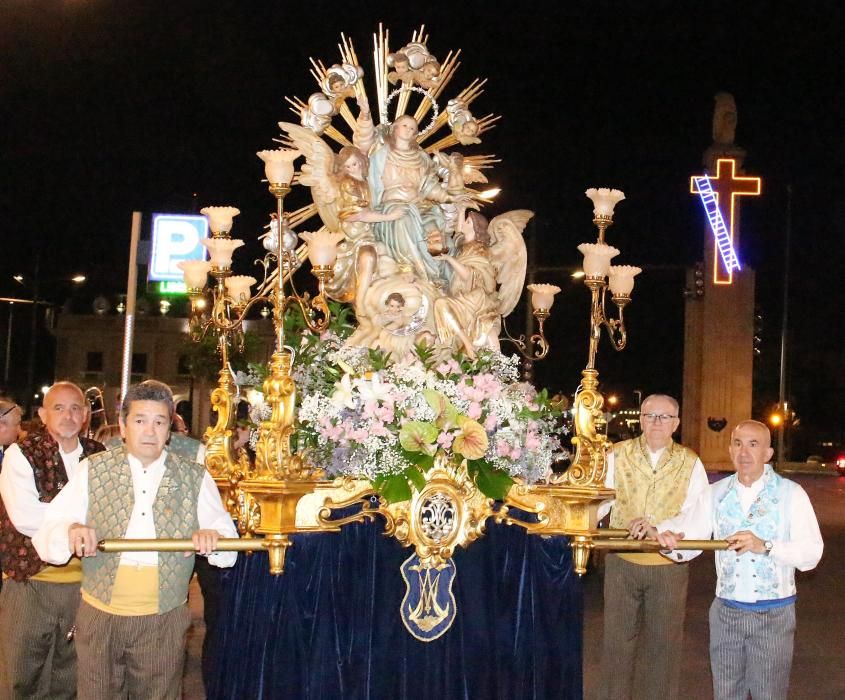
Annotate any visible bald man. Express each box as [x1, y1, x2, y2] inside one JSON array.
[[0, 382, 105, 699], [709, 420, 823, 700]]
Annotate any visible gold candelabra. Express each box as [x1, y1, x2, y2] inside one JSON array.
[[180, 149, 344, 573], [556, 188, 641, 488]]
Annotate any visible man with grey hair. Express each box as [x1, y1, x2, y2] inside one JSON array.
[[34, 379, 238, 700], [0, 382, 105, 699], [597, 393, 711, 700], [709, 420, 822, 700]]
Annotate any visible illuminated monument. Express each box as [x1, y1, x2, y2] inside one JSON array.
[[683, 92, 761, 467]]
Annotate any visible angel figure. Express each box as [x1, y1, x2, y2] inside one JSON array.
[[278, 123, 401, 309], [433, 208, 533, 359]]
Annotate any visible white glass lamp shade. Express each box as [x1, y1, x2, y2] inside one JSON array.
[[177, 260, 212, 290], [527, 283, 561, 311], [257, 149, 301, 185], [225, 275, 257, 305], [299, 230, 344, 267], [577, 242, 620, 278], [608, 265, 642, 296], [200, 206, 240, 234], [585, 188, 625, 219], [202, 238, 244, 268]]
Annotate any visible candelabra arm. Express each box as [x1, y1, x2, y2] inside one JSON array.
[[600, 297, 628, 352], [500, 311, 551, 361]]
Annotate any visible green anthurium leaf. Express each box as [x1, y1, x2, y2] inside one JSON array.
[[378, 473, 413, 504], [472, 460, 515, 501], [405, 466, 427, 491]]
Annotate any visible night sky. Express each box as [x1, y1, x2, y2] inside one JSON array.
[[2, 1, 844, 441]]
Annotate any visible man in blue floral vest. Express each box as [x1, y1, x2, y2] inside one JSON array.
[[34, 380, 238, 700], [710, 420, 823, 700]]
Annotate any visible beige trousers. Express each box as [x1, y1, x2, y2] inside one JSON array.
[[74, 600, 191, 700]]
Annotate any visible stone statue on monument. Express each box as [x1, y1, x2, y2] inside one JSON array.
[[704, 91, 746, 169]]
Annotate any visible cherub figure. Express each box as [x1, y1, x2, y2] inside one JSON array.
[[387, 43, 441, 89], [446, 98, 481, 146], [378, 292, 408, 332]]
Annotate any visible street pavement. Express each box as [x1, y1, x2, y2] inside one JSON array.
[[182, 472, 845, 699]]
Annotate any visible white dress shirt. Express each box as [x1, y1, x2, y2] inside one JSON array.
[[33, 450, 238, 568], [0, 440, 84, 537], [598, 446, 712, 562]]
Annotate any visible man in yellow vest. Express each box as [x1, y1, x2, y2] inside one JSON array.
[[597, 394, 711, 700], [34, 380, 238, 700]]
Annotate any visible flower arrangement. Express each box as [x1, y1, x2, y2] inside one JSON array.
[[235, 307, 568, 503]]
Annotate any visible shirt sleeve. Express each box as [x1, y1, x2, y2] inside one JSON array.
[[197, 472, 239, 568], [596, 451, 615, 523], [32, 460, 90, 565], [770, 484, 823, 571], [0, 444, 49, 537], [655, 458, 713, 562]]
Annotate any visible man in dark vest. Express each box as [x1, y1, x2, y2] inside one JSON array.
[[34, 379, 238, 700], [0, 382, 104, 699]]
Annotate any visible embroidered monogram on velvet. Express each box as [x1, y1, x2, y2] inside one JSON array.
[[714, 465, 793, 601], [0, 428, 105, 581], [609, 435, 699, 530], [81, 447, 205, 613]]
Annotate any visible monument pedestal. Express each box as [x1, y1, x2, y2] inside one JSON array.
[[682, 265, 755, 469]]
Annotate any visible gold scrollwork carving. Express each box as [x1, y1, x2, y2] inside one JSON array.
[[378, 456, 496, 567]]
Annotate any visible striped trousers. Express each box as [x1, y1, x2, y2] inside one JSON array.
[[709, 598, 795, 700], [75, 600, 192, 700], [0, 578, 80, 700], [598, 554, 690, 700]]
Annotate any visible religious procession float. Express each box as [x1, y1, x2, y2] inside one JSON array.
[[101, 25, 697, 647]]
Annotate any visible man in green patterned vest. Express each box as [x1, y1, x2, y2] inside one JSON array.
[[34, 380, 238, 700], [597, 394, 712, 700]]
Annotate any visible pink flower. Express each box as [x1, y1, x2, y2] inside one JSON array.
[[437, 431, 454, 449], [484, 414, 499, 431], [525, 431, 541, 451], [436, 359, 461, 376], [467, 402, 482, 420], [348, 428, 370, 443], [375, 404, 395, 423], [370, 422, 390, 438], [510, 447, 522, 459], [362, 399, 379, 418], [496, 440, 511, 458]]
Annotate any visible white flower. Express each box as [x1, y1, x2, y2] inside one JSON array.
[[331, 374, 357, 409], [355, 373, 393, 403]]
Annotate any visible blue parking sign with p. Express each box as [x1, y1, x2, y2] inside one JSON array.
[[150, 214, 209, 282]]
